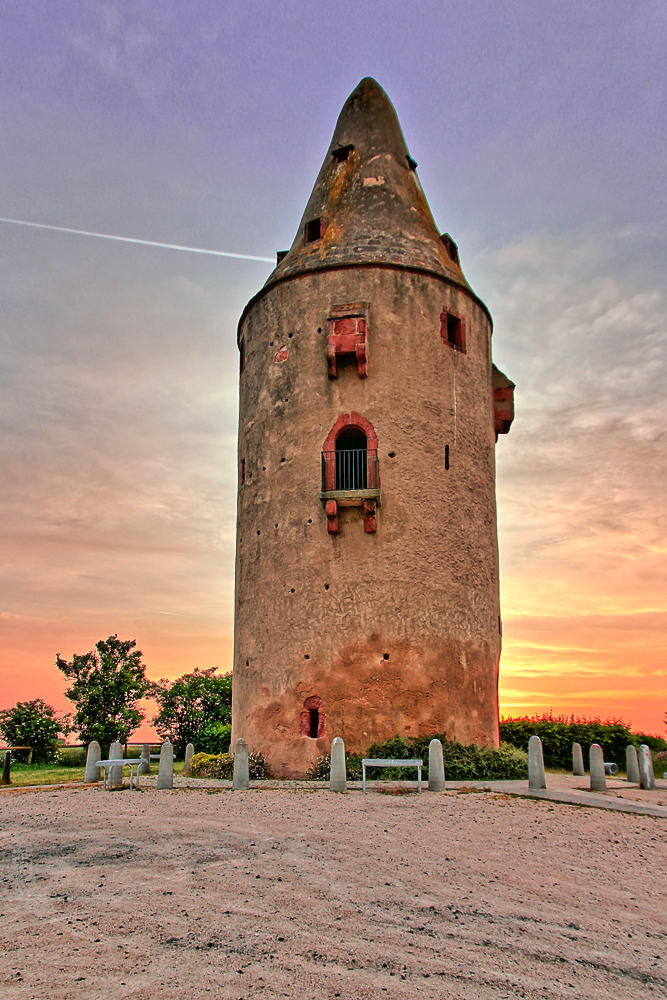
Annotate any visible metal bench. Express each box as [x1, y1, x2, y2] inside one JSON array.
[[362, 758, 423, 794], [97, 759, 143, 790]]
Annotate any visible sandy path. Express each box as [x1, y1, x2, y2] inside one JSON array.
[[1, 786, 665, 999]]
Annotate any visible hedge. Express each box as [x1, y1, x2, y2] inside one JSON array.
[[307, 734, 528, 782], [188, 750, 272, 780], [499, 713, 667, 770]]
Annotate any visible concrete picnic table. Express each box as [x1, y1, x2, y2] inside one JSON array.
[[362, 758, 423, 793], [97, 758, 144, 790]]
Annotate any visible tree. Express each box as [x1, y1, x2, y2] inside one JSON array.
[[0, 699, 69, 764], [56, 635, 150, 753], [151, 667, 232, 756]]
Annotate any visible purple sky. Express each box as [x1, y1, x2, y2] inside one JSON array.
[[1, 1, 666, 732]]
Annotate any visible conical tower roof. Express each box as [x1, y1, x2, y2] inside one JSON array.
[[258, 77, 475, 298]]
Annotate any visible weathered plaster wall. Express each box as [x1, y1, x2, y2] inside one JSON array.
[[232, 266, 501, 777]]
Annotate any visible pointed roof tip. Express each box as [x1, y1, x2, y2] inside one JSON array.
[[250, 76, 486, 316], [348, 76, 390, 100], [331, 78, 409, 161]]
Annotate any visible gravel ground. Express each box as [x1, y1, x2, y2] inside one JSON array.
[[1, 785, 665, 999]]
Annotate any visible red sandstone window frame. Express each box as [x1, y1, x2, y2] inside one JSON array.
[[300, 696, 325, 739], [321, 413, 379, 493]]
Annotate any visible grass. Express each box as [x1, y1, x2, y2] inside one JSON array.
[[2, 760, 186, 787]]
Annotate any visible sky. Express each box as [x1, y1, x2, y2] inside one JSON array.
[[1, 0, 665, 739]]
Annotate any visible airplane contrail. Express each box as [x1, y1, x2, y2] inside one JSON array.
[[0, 216, 275, 262]]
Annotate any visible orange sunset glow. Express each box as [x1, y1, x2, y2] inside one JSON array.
[[1, 6, 665, 741]]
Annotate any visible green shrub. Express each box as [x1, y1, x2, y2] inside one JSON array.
[[189, 752, 233, 779], [364, 734, 527, 781], [0, 699, 69, 764], [197, 722, 232, 756], [151, 667, 232, 757], [305, 755, 330, 780], [188, 750, 272, 780], [499, 713, 666, 769], [634, 733, 667, 752], [306, 736, 527, 782]]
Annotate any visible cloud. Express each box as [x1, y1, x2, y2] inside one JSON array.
[[477, 228, 667, 729]]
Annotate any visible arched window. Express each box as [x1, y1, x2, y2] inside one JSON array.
[[335, 427, 367, 490], [320, 413, 380, 535], [321, 412, 379, 493]]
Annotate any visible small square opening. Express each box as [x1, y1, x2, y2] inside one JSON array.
[[440, 310, 466, 353], [305, 218, 324, 243], [332, 144, 354, 163]]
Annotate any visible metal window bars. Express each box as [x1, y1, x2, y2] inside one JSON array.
[[321, 448, 378, 492]]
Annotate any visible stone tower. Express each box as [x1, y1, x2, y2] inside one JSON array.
[[232, 78, 514, 777]]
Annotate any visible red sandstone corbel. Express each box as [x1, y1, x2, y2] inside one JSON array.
[[355, 337, 369, 378], [326, 342, 338, 379], [363, 499, 377, 533], [326, 500, 339, 534]]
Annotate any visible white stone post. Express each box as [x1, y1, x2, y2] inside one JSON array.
[[528, 735, 546, 790], [184, 743, 195, 776], [157, 741, 174, 790], [626, 745, 640, 783], [232, 738, 250, 790], [139, 743, 151, 775], [84, 741, 101, 783], [638, 745, 656, 790], [589, 744, 607, 791], [329, 737, 347, 792], [428, 739, 446, 792], [109, 741, 124, 788], [572, 742, 585, 776]]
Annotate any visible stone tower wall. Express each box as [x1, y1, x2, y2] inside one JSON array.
[[232, 265, 501, 777]]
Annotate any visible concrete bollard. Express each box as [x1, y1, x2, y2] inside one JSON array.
[[626, 745, 640, 784], [184, 743, 195, 776], [572, 742, 585, 776], [108, 741, 124, 788], [589, 744, 607, 791], [638, 744, 656, 790], [139, 743, 151, 775], [157, 741, 174, 789], [428, 739, 446, 792], [528, 735, 547, 790], [232, 738, 250, 790], [84, 741, 101, 783], [329, 737, 347, 792], [1, 750, 10, 786]]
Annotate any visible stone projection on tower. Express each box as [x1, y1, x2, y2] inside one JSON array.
[[231, 78, 514, 777]]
